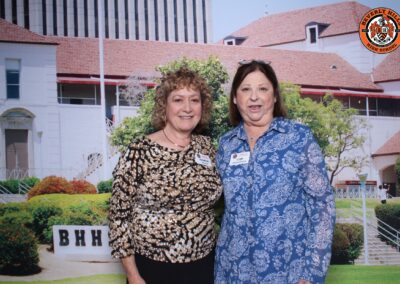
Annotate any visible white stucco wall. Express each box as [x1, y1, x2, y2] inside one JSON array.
[[0, 42, 60, 180]]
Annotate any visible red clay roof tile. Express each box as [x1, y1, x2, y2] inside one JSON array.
[[52, 36, 381, 92], [0, 18, 56, 45], [372, 131, 400, 157], [373, 48, 400, 83], [219, 1, 370, 46]]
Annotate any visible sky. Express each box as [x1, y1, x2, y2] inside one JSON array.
[[212, 0, 400, 42]]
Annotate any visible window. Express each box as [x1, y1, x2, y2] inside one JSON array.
[[114, 0, 119, 38], [24, 0, 30, 29], [63, 0, 68, 36], [6, 59, 21, 99], [192, 0, 197, 42], [84, 0, 88, 37], [144, 0, 149, 40], [174, 0, 178, 41], [183, 0, 188, 42], [154, 0, 159, 40], [104, 0, 109, 38], [224, 39, 235, 45], [202, 0, 207, 43], [52, 0, 57, 35], [12, 0, 17, 24], [124, 0, 129, 39], [42, 0, 47, 35], [0, 0, 5, 19], [164, 0, 169, 41], [308, 26, 317, 44], [73, 0, 78, 36], [94, 0, 98, 37]]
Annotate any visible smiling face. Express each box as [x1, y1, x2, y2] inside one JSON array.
[[233, 70, 276, 127], [165, 87, 202, 135]]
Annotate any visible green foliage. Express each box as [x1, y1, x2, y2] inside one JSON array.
[[281, 83, 367, 184], [97, 179, 114, 193], [110, 57, 230, 149], [157, 56, 229, 99], [27, 194, 110, 244], [331, 223, 363, 264], [0, 177, 39, 194], [375, 203, 400, 244], [31, 205, 63, 243], [0, 202, 27, 215], [0, 223, 41, 276], [0, 210, 33, 229]]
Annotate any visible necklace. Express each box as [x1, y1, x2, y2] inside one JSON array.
[[162, 129, 190, 149]]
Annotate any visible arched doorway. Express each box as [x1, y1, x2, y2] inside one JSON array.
[[0, 108, 35, 179]]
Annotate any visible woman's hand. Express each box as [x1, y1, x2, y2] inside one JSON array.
[[127, 274, 146, 284]]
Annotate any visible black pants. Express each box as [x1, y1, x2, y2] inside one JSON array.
[[128, 251, 214, 284]]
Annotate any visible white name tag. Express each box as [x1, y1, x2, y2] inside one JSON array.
[[229, 152, 250, 166], [195, 153, 212, 167]]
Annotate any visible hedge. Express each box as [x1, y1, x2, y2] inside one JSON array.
[[375, 204, 400, 246], [331, 223, 363, 264], [97, 179, 113, 193], [0, 223, 41, 275], [0, 177, 40, 194]]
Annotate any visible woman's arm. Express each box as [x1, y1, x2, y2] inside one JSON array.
[[122, 256, 145, 284]]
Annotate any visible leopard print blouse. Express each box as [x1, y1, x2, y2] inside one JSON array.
[[108, 134, 223, 263]]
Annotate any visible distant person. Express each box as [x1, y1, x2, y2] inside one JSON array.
[[108, 67, 222, 284], [214, 60, 336, 284], [378, 184, 388, 204]]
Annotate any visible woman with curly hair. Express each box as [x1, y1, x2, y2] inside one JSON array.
[[108, 66, 222, 284]]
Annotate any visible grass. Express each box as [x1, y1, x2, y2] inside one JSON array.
[[0, 274, 125, 284], [27, 193, 111, 209], [2, 266, 400, 283], [326, 265, 400, 284]]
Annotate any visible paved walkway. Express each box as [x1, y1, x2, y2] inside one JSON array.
[[0, 245, 125, 282]]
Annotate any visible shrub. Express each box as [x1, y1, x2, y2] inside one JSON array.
[[0, 210, 33, 229], [331, 223, 363, 264], [375, 204, 400, 244], [31, 205, 63, 243], [0, 202, 26, 215], [97, 179, 113, 193], [22, 177, 41, 188], [0, 223, 41, 275], [0, 177, 40, 194], [70, 179, 97, 194], [0, 179, 19, 194], [28, 176, 73, 199], [44, 207, 103, 243]]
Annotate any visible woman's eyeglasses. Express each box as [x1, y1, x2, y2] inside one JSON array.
[[238, 59, 271, 66]]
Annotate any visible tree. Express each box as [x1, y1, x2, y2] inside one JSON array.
[[111, 59, 368, 185], [110, 56, 230, 149], [281, 83, 368, 184]]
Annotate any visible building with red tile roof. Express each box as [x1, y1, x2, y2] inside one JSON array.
[[0, 3, 399, 190], [0, 18, 56, 45], [372, 131, 400, 157], [221, 1, 369, 47]]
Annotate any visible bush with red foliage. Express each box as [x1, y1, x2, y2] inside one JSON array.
[[70, 179, 97, 194], [28, 176, 73, 199]]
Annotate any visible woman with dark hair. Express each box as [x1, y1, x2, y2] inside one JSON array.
[[215, 60, 335, 284], [108, 66, 222, 284]]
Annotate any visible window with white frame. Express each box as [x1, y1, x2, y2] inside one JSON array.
[[6, 59, 21, 99], [307, 26, 317, 44]]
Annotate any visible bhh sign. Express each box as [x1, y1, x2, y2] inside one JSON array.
[[53, 225, 114, 261]]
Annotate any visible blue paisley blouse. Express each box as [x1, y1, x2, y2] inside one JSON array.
[[215, 117, 335, 284]]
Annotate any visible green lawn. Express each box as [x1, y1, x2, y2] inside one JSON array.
[[2, 266, 400, 283], [326, 265, 400, 284]]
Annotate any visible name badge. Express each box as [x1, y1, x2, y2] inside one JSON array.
[[195, 153, 212, 167], [229, 152, 250, 166]]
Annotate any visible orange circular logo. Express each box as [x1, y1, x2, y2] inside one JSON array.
[[359, 7, 400, 54]]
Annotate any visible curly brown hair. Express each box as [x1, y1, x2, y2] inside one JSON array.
[[152, 66, 213, 133]]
